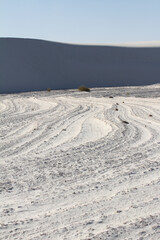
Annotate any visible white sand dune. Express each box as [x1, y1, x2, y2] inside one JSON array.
[[0, 85, 160, 239], [0, 38, 160, 94]]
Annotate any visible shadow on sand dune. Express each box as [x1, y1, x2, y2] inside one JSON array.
[[0, 38, 160, 93]]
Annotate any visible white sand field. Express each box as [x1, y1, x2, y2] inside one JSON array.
[[0, 84, 160, 239]]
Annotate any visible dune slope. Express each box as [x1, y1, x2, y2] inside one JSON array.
[[0, 38, 160, 93]]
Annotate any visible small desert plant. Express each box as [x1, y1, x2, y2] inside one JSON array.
[[47, 88, 51, 92], [78, 86, 90, 92], [121, 120, 129, 124]]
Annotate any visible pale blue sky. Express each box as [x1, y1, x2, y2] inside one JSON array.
[[1, 0, 160, 43]]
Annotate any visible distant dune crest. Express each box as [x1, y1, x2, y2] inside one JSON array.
[[111, 41, 160, 47], [64, 40, 160, 47]]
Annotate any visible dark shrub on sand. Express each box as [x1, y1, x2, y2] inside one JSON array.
[[78, 86, 90, 92]]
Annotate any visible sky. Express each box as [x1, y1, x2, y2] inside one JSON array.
[[1, 0, 160, 44]]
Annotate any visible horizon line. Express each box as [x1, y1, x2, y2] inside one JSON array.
[[1, 37, 160, 47]]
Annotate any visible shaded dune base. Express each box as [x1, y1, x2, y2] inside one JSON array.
[[1, 38, 160, 93]]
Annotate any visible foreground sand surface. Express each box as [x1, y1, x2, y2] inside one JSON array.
[[0, 85, 160, 240]]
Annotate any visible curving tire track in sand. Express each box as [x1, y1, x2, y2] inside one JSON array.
[[0, 86, 160, 240]]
